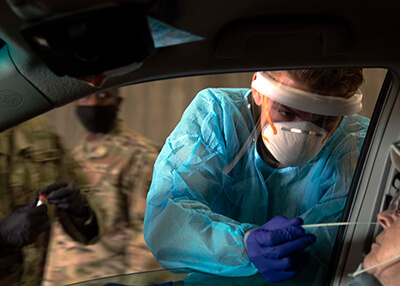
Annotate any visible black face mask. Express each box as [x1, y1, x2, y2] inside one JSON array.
[[76, 105, 118, 133]]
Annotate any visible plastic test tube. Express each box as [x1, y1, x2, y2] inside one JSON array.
[[36, 194, 47, 207]]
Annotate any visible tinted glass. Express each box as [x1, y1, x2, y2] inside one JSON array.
[[1, 69, 385, 286]]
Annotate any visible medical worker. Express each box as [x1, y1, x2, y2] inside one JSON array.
[[144, 69, 369, 285]]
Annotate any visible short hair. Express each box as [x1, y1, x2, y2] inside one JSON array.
[[267, 68, 364, 98]]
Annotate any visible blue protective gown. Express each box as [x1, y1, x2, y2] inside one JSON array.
[[144, 88, 370, 285]]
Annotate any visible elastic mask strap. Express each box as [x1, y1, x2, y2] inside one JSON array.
[[322, 117, 343, 144], [261, 96, 277, 143]]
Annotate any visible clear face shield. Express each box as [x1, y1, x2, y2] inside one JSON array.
[[251, 72, 363, 167]]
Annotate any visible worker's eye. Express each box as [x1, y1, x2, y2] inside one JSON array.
[[279, 110, 296, 119]]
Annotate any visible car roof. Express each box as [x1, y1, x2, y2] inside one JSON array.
[[1, 0, 400, 131]]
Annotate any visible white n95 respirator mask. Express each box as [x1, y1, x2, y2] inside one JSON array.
[[262, 121, 329, 167]]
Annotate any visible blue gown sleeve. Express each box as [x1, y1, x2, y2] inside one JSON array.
[[144, 88, 259, 277]]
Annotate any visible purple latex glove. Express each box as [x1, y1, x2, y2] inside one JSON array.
[[246, 216, 316, 282]]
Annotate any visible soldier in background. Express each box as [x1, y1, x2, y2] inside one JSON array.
[[0, 116, 99, 286], [43, 88, 162, 285]]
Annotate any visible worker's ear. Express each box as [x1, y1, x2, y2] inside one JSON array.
[[252, 88, 263, 106], [251, 72, 263, 106]]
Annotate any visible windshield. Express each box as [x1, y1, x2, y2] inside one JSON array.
[[1, 69, 386, 286]]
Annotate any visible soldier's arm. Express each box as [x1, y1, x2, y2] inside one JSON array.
[[54, 136, 101, 244], [124, 147, 160, 268], [57, 198, 98, 243]]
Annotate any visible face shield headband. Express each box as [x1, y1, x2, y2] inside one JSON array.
[[251, 72, 363, 116]]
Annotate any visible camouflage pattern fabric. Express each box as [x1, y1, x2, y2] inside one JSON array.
[[0, 116, 91, 286], [42, 121, 162, 285]]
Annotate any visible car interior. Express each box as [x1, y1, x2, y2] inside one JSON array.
[[1, 0, 400, 285]]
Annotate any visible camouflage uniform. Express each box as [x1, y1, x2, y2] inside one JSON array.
[[43, 120, 161, 285], [0, 116, 93, 286]]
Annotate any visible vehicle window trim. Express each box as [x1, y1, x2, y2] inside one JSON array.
[[325, 70, 394, 285]]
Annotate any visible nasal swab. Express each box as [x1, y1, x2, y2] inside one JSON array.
[[300, 221, 398, 278], [36, 194, 47, 207], [350, 253, 400, 277], [303, 222, 379, 228]]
